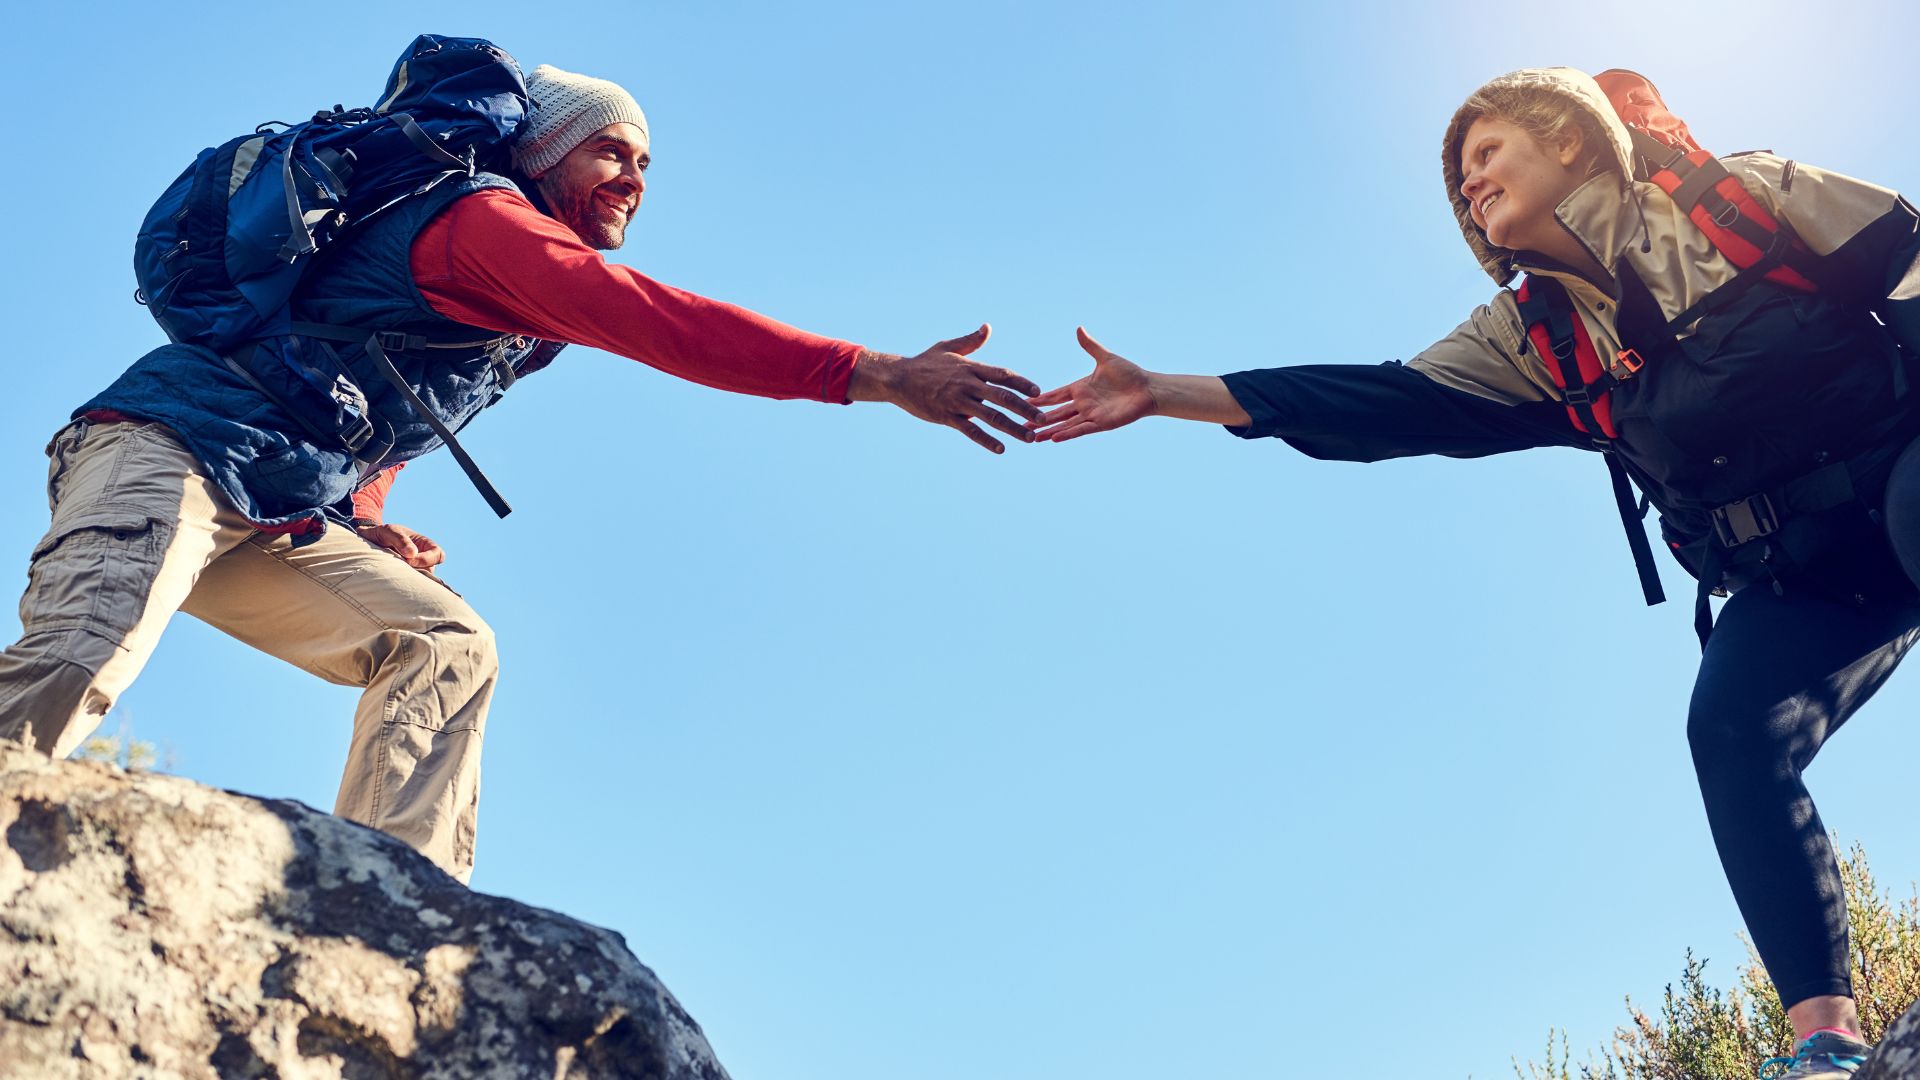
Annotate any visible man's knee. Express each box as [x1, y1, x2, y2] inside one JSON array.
[[373, 608, 498, 732], [427, 596, 496, 671], [440, 613, 498, 683]]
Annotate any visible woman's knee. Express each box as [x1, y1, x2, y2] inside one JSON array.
[[1686, 700, 1741, 772], [1687, 692, 1805, 788], [1879, 435, 1920, 589]]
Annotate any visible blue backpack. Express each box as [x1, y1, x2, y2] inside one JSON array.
[[132, 34, 531, 515]]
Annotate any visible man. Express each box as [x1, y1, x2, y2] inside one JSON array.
[[0, 64, 1041, 883]]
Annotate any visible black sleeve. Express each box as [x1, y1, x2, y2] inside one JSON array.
[[1877, 201, 1920, 356], [1220, 361, 1587, 462], [1809, 194, 1920, 310]]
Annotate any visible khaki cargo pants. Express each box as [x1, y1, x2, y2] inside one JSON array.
[[0, 420, 495, 883]]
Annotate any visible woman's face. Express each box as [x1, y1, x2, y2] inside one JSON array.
[[1458, 115, 1588, 255]]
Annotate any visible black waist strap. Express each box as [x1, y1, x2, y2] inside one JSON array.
[[288, 321, 499, 350], [1692, 460, 1864, 649], [289, 321, 520, 388], [1708, 462, 1856, 547]]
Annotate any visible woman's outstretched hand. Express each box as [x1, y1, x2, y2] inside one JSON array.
[[1027, 327, 1158, 443], [1029, 327, 1252, 440]]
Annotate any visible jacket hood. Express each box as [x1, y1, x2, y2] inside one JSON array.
[[1442, 67, 1637, 284]]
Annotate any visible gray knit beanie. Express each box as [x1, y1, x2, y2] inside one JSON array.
[[511, 64, 650, 178]]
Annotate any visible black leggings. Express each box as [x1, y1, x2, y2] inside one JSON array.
[[1690, 437, 1920, 1008]]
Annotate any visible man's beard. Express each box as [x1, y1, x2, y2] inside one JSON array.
[[541, 177, 629, 250]]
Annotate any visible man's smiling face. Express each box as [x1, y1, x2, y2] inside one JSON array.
[[534, 122, 650, 250]]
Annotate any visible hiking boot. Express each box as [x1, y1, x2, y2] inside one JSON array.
[[1757, 1030, 1874, 1079]]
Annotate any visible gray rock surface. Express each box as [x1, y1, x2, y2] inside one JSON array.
[[1862, 1001, 1920, 1079], [0, 743, 730, 1079]]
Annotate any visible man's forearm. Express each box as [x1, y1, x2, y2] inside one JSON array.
[[846, 349, 902, 404]]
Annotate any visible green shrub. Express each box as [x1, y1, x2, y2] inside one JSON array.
[[71, 716, 166, 772], [1515, 843, 1920, 1079]]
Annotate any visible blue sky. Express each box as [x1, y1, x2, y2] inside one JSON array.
[[9, 2, 1920, 1076]]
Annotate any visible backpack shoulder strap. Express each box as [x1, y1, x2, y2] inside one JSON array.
[[1517, 274, 1666, 606], [1516, 276, 1621, 446], [1627, 127, 1825, 325]]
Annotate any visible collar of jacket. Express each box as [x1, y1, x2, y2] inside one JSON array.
[[1507, 172, 1650, 303]]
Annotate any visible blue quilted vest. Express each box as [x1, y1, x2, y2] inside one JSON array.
[[82, 172, 563, 538]]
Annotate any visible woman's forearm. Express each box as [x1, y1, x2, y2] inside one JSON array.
[[1148, 373, 1252, 426]]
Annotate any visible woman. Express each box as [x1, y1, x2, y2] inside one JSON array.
[[1032, 68, 1920, 1080]]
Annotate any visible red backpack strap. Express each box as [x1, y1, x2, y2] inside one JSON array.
[[1594, 68, 1825, 326], [1516, 276, 1622, 443], [1516, 275, 1666, 607], [1633, 132, 1823, 318]]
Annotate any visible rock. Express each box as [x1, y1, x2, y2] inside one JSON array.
[[1862, 1000, 1920, 1079], [0, 743, 730, 1079]]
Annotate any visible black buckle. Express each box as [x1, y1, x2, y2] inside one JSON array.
[[327, 374, 376, 455], [374, 330, 429, 353], [339, 415, 374, 455], [1712, 493, 1779, 547]]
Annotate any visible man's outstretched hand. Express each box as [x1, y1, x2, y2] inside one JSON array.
[[849, 324, 1044, 453]]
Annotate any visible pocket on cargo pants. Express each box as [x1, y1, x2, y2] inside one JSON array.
[[21, 514, 177, 658], [42, 419, 89, 515]]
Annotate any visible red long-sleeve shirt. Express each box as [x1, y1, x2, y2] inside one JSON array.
[[352, 188, 862, 522]]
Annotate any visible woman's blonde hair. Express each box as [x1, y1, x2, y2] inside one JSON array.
[[1452, 83, 1615, 182]]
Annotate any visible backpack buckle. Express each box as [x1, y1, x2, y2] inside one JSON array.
[[339, 414, 375, 455], [327, 374, 376, 454], [1711, 493, 1779, 547], [1616, 348, 1645, 373], [373, 331, 429, 353]]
